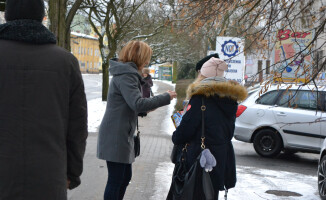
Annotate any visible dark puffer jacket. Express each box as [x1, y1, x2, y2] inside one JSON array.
[[172, 80, 247, 195]]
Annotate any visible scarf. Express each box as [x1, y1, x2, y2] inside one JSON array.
[[0, 19, 56, 44]]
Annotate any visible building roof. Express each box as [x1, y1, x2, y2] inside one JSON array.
[[71, 32, 98, 40]]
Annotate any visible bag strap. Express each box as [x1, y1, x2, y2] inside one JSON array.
[[201, 97, 206, 149], [136, 117, 140, 137], [182, 97, 206, 152]]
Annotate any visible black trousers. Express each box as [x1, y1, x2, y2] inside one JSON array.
[[104, 161, 132, 200]]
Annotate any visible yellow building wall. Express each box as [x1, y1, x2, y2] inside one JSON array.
[[71, 33, 102, 73]]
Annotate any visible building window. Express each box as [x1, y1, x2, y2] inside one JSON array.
[[81, 62, 85, 69], [90, 48, 93, 56]]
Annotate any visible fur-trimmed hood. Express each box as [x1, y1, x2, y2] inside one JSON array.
[[187, 80, 248, 102]]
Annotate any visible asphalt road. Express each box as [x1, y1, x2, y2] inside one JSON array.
[[82, 74, 103, 101], [234, 140, 319, 176]]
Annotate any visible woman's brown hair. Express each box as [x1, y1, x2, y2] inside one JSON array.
[[119, 41, 152, 69]]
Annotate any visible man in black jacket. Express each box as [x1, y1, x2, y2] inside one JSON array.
[[0, 0, 88, 199]]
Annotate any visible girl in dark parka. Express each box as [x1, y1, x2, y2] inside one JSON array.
[[169, 58, 247, 200]]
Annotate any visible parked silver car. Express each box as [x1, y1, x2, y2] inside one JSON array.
[[234, 84, 326, 158]]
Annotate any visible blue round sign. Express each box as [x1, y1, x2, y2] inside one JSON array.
[[221, 40, 239, 57]]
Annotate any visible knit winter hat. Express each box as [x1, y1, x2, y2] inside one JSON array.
[[195, 53, 219, 72], [200, 57, 228, 78], [5, 0, 45, 22]]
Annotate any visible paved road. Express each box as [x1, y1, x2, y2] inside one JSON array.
[[69, 75, 320, 199], [82, 74, 103, 101]]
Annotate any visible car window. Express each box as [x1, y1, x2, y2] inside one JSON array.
[[277, 90, 318, 110], [256, 90, 279, 105]]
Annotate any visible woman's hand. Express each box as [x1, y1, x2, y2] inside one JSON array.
[[167, 90, 177, 100]]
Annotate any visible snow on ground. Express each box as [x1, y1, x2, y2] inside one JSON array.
[[151, 163, 319, 200], [152, 82, 158, 93], [150, 162, 174, 200], [229, 166, 318, 200], [162, 98, 177, 136], [87, 98, 106, 133]]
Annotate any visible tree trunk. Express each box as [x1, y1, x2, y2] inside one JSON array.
[[208, 37, 217, 51], [102, 50, 117, 101], [48, 0, 82, 51], [49, 0, 67, 48], [102, 62, 109, 101]]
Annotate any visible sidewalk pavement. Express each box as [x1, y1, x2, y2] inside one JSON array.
[[68, 81, 175, 200]]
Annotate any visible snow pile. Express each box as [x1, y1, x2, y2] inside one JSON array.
[[87, 98, 106, 133]]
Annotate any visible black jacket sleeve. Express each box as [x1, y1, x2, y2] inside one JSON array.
[[172, 96, 202, 145], [67, 57, 88, 189]]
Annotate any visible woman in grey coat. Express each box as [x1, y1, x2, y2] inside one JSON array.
[[97, 41, 177, 200]]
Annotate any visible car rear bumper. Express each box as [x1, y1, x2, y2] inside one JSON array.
[[234, 122, 255, 143]]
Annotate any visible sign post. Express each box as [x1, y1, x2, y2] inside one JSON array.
[[216, 37, 245, 84]]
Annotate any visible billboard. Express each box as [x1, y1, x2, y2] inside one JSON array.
[[273, 29, 315, 83], [216, 37, 245, 83], [158, 64, 172, 81]]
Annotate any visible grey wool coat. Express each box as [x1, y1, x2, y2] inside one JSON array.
[[97, 60, 171, 164], [0, 20, 88, 200]]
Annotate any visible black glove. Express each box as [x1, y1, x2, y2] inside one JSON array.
[[138, 112, 147, 117]]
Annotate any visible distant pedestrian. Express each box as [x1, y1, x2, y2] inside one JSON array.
[[167, 57, 247, 200], [97, 40, 177, 200], [0, 0, 88, 200], [141, 68, 153, 98]]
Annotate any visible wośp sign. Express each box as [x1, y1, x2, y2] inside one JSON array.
[[215, 37, 245, 83], [273, 29, 314, 83]]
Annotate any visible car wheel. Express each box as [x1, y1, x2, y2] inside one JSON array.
[[253, 129, 282, 158], [318, 155, 326, 200]]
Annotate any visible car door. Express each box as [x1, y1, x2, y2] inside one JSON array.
[[272, 90, 323, 151]]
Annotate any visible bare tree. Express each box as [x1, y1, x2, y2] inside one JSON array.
[[170, 0, 326, 88], [83, 0, 170, 101], [48, 0, 84, 50]]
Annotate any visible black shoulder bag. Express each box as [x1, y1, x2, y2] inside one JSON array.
[[167, 98, 215, 200], [134, 118, 140, 157]]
